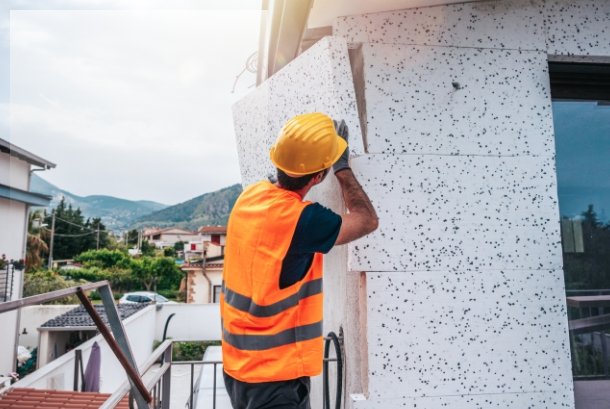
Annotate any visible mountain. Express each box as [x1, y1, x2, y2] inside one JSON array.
[[130, 184, 243, 231], [30, 174, 168, 231]]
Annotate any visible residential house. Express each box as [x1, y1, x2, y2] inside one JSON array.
[[142, 227, 199, 248], [182, 226, 226, 304], [0, 137, 54, 376], [36, 304, 147, 367]]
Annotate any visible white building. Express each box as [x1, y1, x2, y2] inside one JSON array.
[[142, 227, 200, 248], [0, 137, 54, 377], [182, 226, 227, 304], [232, 1, 610, 408]]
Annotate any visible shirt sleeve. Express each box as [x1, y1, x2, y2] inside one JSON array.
[[288, 203, 342, 254]]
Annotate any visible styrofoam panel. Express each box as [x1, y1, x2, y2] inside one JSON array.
[[232, 81, 274, 187], [232, 36, 364, 187], [363, 270, 572, 399], [348, 154, 562, 272], [266, 37, 364, 155], [544, 0, 610, 56], [333, 0, 545, 51], [360, 44, 554, 156], [352, 390, 575, 409]]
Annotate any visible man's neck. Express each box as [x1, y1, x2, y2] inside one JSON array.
[[275, 182, 310, 199]]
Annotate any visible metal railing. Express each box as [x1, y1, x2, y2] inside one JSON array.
[[0, 280, 156, 409], [569, 315, 610, 379], [1, 282, 345, 409], [173, 360, 221, 409], [0, 264, 15, 302], [172, 333, 345, 409]]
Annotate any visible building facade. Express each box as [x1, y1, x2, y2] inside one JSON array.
[[232, 1, 610, 407], [0, 138, 54, 376]]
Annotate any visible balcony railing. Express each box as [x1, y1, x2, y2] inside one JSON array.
[[0, 264, 15, 302], [1, 282, 346, 409], [567, 293, 610, 379], [0, 280, 157, 408]]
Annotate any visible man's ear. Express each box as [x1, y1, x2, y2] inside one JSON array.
[[314, 169, 328, 185]]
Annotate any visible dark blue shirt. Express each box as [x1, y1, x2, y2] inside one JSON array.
[[279, 203, 342, 289]]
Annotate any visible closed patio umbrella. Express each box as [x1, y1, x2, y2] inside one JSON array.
[[83, 341, 101, 392]]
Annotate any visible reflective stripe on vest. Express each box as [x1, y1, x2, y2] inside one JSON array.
[[221, 181, 324, 383], [223, 321, 322, 351], [222, 278, 322, 318]]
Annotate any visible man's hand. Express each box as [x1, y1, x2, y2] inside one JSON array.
[[333, 119, 350, 174]]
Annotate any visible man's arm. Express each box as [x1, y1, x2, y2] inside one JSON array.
[[334, 169, 378, 245]]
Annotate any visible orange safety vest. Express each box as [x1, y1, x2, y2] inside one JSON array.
[[221, 181, 324, 383]]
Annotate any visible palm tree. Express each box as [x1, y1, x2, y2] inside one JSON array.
[[26, 210, 49, 271]]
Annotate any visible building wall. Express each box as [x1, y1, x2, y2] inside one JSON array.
[[14, 305, 157, 393], [187, 269, 223, 304], [18, 305, 76, 349], [232, 1, 610, 408], [154, 303, 221, 341], [0, 154, 30, 375], [0, 152, 30, 190]]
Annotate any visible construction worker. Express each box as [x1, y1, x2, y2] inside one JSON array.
[[221, 112, 378, 409]]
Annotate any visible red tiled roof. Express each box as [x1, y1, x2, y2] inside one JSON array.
[[0, 388, 130, 409], [198, 225, 226, 234]]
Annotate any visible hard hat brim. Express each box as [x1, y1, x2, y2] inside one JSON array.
[[270, 133, 348, 176]]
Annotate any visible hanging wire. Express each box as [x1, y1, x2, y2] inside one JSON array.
[[53, 214, 95, 230], [40, 226, 97, 237], [231, 51, 258, 93]]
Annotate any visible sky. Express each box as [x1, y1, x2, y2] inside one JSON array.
[[1, 0, 261, 205], [553, 100, 610, 222]]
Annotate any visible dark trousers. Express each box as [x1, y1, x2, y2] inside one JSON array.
[[223, 371, 311, 409]]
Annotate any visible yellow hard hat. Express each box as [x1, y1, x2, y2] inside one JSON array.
[[269, 112, 348, 176]]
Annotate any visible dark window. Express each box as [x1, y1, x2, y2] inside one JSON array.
[[211, 234, 220, 245], [550, 62, 610, 383], [213, 285, 222, 303]]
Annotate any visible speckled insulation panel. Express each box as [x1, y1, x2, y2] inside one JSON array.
[[353, 390, 574, 409], [360, 270, 572, 402], [232, 4, 578, 407], [360, 44, 554, 156], [334, 0, 610, 58], [349, 154, 562, 272], [544, 0, 610, 56], [333, 0, 546, 51], [232, 36, 363, 187]]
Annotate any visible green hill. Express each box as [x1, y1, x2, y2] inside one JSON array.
[[130, 184, 243, 230], [30, 174, 167, 231]]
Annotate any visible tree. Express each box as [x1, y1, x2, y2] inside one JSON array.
[[126, 229, 139, 247], [83, 217, 109, 250], [26, 210, 49, 272], [43, 198, 109, 260], [23, 270, 82, 304], [74, 249, 130, 269], [174, 241, 185, 252], [164, 247, 177, 257], [140, 240, 156, 256], [564, 205, 610, 289], [130, 256, 182, 291]]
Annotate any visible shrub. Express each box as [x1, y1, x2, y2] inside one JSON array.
[[23, 270, 83, 304], [157, 289, 179, 299], [153, 340, 221, 362], [74, 249, 129, 269]]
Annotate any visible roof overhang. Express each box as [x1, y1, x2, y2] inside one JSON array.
[[0, 183, 53, 206], [257, 0, 488, 84], [0, 138, 56, 169]]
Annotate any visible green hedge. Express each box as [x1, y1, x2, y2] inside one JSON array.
[[153, 340, 221, 361]]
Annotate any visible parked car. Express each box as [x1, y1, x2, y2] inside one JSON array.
[[118, 291, 176, 305]]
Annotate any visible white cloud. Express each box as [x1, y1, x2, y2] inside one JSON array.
[[10, 8, 260, 203]]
